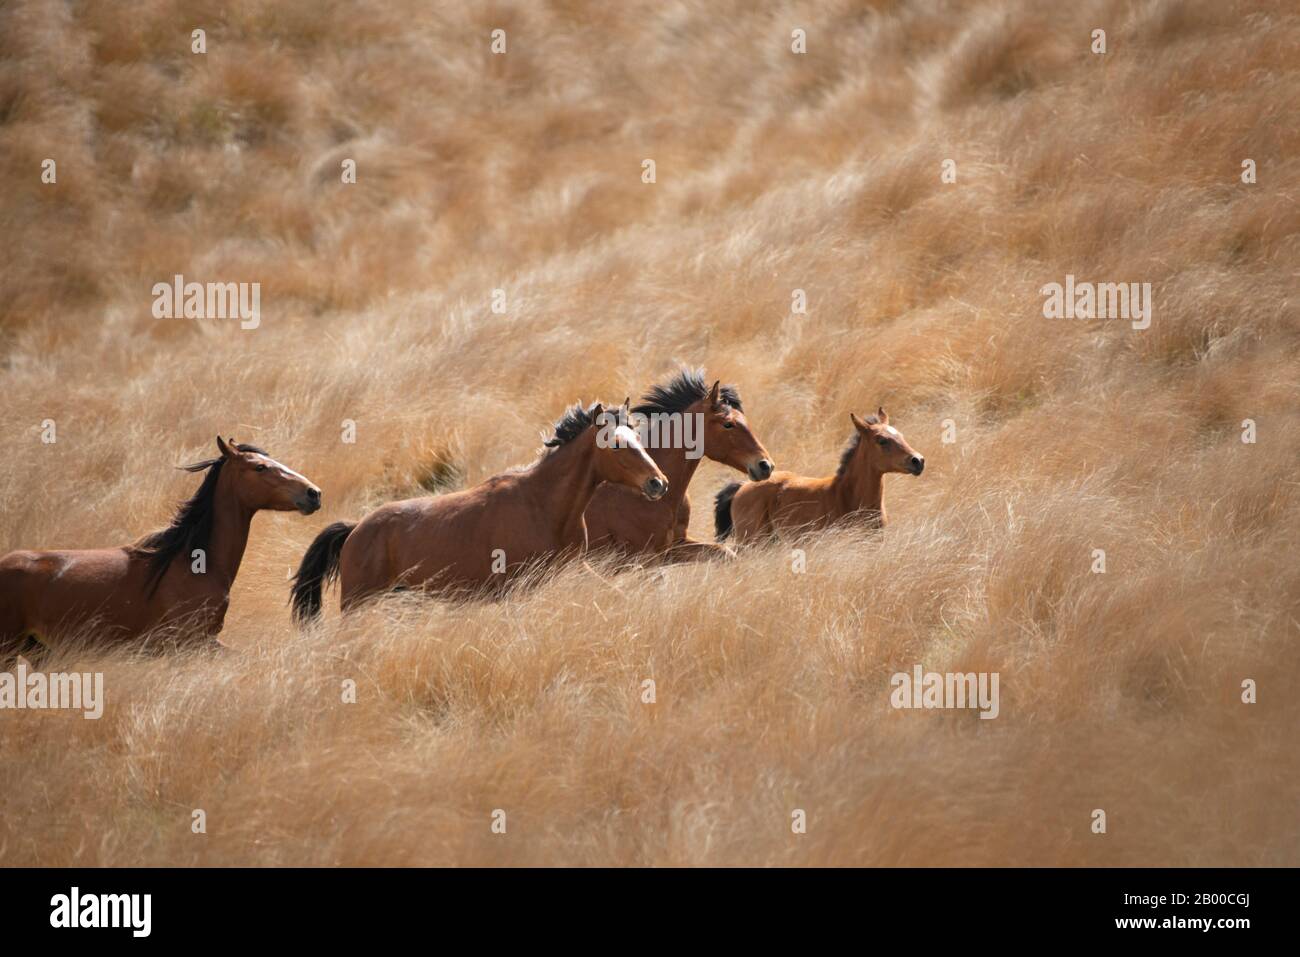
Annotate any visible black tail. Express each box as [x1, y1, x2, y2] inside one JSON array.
[[714, 482, 741, 541], [290, 521, 355, 624]]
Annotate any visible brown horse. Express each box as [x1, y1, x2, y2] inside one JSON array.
[[0, 437, 321, 660], [715, 408, 924, 543], [290, 400, 669, 620], [584, 369, 773, 559]]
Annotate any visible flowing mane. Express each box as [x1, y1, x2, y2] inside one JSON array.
[[129, 443, 266, 593], [632, 368, 742, 417], [543, 402, 602, 448]]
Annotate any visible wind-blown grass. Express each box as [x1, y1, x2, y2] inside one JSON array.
[[1, 0, 1297, 865]]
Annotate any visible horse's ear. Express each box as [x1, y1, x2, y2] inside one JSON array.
[[589, 402, 604, 426], [876, 407, 888, 425], [708, 379, 722, 408], [220, 436, 247, 459], [850, 412, 871, 432]]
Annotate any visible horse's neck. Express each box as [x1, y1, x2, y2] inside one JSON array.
[[202, 475, 255, 591], [833, 461, 884, 518], [526, 437, 601, 544], [647, 443, 699, 511]]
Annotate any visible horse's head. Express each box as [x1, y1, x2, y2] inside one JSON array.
[[592, 401, 669, 501], [216, 436, 322, 514], [849, 409, 924, 476], [696, 380, 774, 481]]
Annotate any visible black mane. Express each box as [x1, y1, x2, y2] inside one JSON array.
[[544, 403, 602, 448], [130, 443, 266, 593], [632, 368, 742, 417]]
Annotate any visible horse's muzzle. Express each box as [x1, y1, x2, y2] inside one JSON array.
[[748, 459, 774, 481], [643, 477, 668, 501], [909, 457, 925, 476], [296, 488, 323, 514]]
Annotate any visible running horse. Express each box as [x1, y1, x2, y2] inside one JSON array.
[[584, 368, 773, 559], [715, 408, 924, 542], [290, 400, 669, 620], [0, 437, 321, 660]]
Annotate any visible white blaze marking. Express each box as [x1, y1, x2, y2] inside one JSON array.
[[886, 426, 900, 436], [266, 457, 313, 485], [615, 425, 658, 470]]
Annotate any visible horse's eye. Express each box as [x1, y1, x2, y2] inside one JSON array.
[[878, 438, 890, 448], [722, 421, 734, 429], [255, 464, 268, 472]]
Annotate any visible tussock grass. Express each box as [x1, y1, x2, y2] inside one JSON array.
[[1, 0, 1297, 865]]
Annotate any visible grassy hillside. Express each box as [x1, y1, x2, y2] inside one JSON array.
[[1, 0, 1297, 865]]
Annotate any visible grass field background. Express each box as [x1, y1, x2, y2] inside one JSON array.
[[1, 0, 1297, 865]]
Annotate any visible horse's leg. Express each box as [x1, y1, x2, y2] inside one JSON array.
[[199, 602, 234, 654], [339, 528, 389, 613], [339, 579, 367, 613], [729, 485, 769, 544], [673, 495, 692, 542], [0, 614, 22, 667]]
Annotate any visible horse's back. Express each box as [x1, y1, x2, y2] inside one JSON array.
[[0, 548, 57, 577], [732, 472, 833, 541], [1, 546, 128, 591], [0, 550, 41, 627], [339, 488, 501, 600], [0, 546, 137, 645]]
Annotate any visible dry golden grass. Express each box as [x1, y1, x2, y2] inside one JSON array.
[[1, 0, 1298, 865]]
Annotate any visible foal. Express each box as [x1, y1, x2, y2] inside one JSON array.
[[715, 408, 924, 543], [0, 437, 321, 658], [291, 400, 669, 620], [584, 369, 773, 559]]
